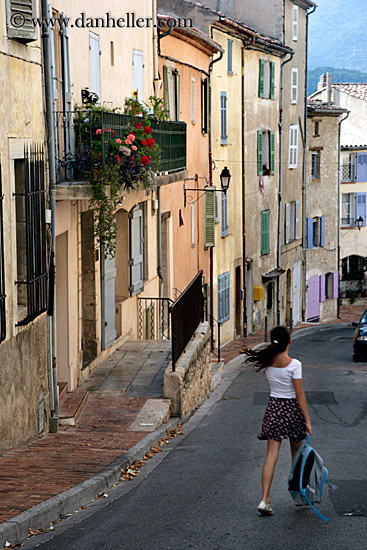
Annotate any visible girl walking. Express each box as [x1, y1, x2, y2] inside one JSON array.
[[245, 326, 312, 516]]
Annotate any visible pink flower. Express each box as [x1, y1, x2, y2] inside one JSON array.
[[131, 145, 137, 151], [128, 133, 135, 141], [116, 138, 122, 144], [125, 139, 132, 145], [96, 129, 102, 135]]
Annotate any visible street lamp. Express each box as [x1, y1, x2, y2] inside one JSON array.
[[356, 216, 364, 230], [220, 166, 231, 193]]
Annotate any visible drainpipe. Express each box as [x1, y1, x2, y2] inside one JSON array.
[[152, 0, 160, 96], [302, 4, 316, 321], [337, 111, 350, 318], [157, 186, 163, 299], [278, 51, 294, 325], [41, 0, 58, 429]]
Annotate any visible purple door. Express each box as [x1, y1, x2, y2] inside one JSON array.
[[307, 275, 320, 321]]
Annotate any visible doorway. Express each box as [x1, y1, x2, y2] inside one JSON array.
[[235, 266, 242, 336], [56, 231, 69, 385], [81, 211, 97, 368]]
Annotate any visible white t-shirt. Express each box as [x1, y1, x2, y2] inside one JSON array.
[[265, 358, 302, 399]]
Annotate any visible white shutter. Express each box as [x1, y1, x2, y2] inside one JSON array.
[[133, 49, 144, 103], [291, 68, 298, 104], [89, 32, 101, 99], [295, 200, 300, 239], [191, 203, 195, 247], [288, 125, 298, 168], [292, 5, 298, 41], [285, 202, 290, 244], [129, 206, 144, 295]]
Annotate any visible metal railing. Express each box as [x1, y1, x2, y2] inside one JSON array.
[[138, 297, 173, 340], [341, 163, 356, 182], [170, 271, 203, 372], [341, 216, 354, 227], [54, 110, 187, 182], [205, 309, 222, 363]]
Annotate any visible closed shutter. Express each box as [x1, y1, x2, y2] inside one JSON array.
[[220, 92, 227, 144], [204, 187, 215, 248], [89, 32, 101, 99], [7, 0, 37, 42], [270, 62, 275, 99], [285, 202, 290, 244], [294, 200, 300, 239], [356, 153, 367, 182], [261, 210, 270, 255], [175, 70, 181, 121], [61, 14, 73, 161], [270, 130, 275, 174], [218, 272, 230, 323], [320, 215, 325, 247], [292, 5, 298, 40], [333, 271, 339, 299], [291, 68, 298, 104], [320, 274, 326, 303], [307, 217, 314, 249], [129, 206, 144, 295], [227, 39, 233, 73], [356, 192, 366, 226], [288, 125, 298, 168], [258, 59, 265, 98], [163, 65, 170, 116], [132, 49, 144, 103], [221, 190, 228, 236], [257, 130, 263, 175]]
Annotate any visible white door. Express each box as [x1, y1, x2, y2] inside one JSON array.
[[292, 261, 301, 325], [101, 252, 116, 350], [132, 49, 144, 103], [89, 32, 101, 99]]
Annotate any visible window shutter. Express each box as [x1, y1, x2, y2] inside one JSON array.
[[217, 275, 222, 323], [220, 92, 227, 145], [261, 210, 270, 255], [320, 215, 325, 247], [201, 78, 208, 133], [227, 39, 233, 73], [257, 130, 263, 175], [218, 273, 230, 322], [89, 32, 101, 99], [221, 190, 228, 236], [163, 66, 170, 116], [333, 271, 339, 299], [61, 14, 73, 160], [129, 207, 144, 295], [215, 191, 218, 223], [291, 68, 298, 104], [204, 187, 215, 248], [270, 130, 275, 174], [259, 59, 265, 98], [292, 5, 298, 40], [294, 200, 300, 239], [285, 203, 290, 244], [356, 192, 366, 226], [7, 0, 37, 43], [224, 272, 230, 319], [175, 70, 181, 121], [270, 62, 275, 99], [132, 49, 144, 103], [356, 153, 367, 182], [191, 77, 196, 123], [320, 274, 326, 303], [288, 125, 298, 168], [307, 217, 314, 249]]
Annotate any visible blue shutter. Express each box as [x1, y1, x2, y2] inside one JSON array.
[[356, 153, 367, 182], [221, 191, 228, 236], [356, 192, 366, 226], [217, 275, 223, 322], [224, 272, 230, 319], [307, 217, 314, 249], [227, 39, 233, 73], [220, 92, 227, 145], [218, 272, 230, 323], [320, 215, 325, 247]]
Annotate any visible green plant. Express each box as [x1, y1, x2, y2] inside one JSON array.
[[346, 289, 357, 304], [144, 96, 170, 121], [124, 96, 147, 116]]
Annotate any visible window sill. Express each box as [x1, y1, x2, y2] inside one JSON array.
[[218, 316, 230, 324], [221, 232, 229, 239]]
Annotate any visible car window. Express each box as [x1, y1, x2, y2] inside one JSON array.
[[360, 310, 367, 324]]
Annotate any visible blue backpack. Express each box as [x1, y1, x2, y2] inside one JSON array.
[[288, 435, 332, 522]]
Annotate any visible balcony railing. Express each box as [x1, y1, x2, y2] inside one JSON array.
[[341, 163, 356, 182], [341, 216, 354, 227], [54, 110, 187, 182]]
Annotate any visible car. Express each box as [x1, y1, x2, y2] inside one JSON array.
[[352, 309, 367, 362]]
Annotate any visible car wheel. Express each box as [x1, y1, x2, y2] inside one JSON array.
[[353, 353, 361, 362]]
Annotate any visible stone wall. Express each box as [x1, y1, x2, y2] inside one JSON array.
[[163, 322, 211, 420]]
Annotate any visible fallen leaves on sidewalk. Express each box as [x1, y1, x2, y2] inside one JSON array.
[[120, 460, 146, 481], [4, 542, 23, 548], [28, 528, 48, 537]]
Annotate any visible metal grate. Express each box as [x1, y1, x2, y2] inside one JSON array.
[[341, 163, 356, 182], [0, 162, 5, 343]]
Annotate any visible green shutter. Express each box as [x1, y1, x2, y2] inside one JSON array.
[[175, 69, 180, 121], [270, 130, 275, 175], [204, 186, 216, 248], [261, 210, 270, 255], [270, 62, 275, 99], [258, 59, 265, 98], [257, 130, 263, 175], [163, 66, 170, 117]]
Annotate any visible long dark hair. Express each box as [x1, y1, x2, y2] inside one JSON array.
[[244, 326, 291, 372]]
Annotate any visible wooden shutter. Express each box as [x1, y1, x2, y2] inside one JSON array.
[[356, 192, 367, 226], [175, 69, 181, 121], [163, 65, 170, 116], [261, 210, 270, 255], [333, 271, 339, 299], [204, 187, 216, 248], [7, 0, 37, 42], [270, 130, 275, 174], [220, 92, 227, 145], [129, 206, 144, 295], [218, 273, 230, 322], [270, 62, 275, 99], [285, 203, 290, 244], [307, 217, 314, 249], [292, 5, 298, 40], [288, 125, 298, 168], [217, 274, 223, 322], [61, 14, 73, 161], [224, 272, 230, 320], [257, 130, 263, 175], [258, 59, 265, 98], [320, 215, 325, 246], [319, 274, 326, 303], [291, 68, 298, 104], [221, 190, 228, 236], [89, 32, 101, 99], [132, 49, 144, 103], [201, 78, 208, 133], [227, 39, 233, 73], [294, 200, 300, 239], [356, 153, 367, 182]]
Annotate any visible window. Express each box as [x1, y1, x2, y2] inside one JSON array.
[[312, 151, 321, 179], [292, 5, 298, 41], [218, 272, 230, 323], [261, 210, 270, 255], [341, 192, 366, 227], [220, 92, 227, 145], [259, 59, 275, 99], [267, 282, 273, 310], [110, 41, 114, 66], [163, 66, 180, 121], [227, 39, 233, 74], [288, 125, 298, 168], [307, 215, 325, 248], [314, 121, 320, 136], [0, 163, 5, 343], [341, 153, 356, 182], [132, 49, 144, 103], [257, 130, 275, 176], [6, 0, 37, 43], [89, 32, 101, 100], [14, 146, 48, 326], [291, 68, 298, 104], [325, 273, 333, 300], [201, 78, 208, 134], [191, 203, 195, 247], [129, 203, 146, 296], [221, 190, 228, 237], [285, 201, 299, 243]]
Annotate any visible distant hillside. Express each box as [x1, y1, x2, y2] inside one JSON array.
[[308, 67, 367, 96]]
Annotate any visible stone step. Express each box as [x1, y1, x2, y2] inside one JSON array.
[[211, 361, 224, 391], [128, 399, 171, 432], [58, 382, 68, 405], [59, 390, 89, 426]]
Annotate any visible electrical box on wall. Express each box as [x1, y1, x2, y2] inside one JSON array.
[[254, 286, 263, 301]]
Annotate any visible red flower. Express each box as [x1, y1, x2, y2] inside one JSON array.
[[141, 155, 150, 166], [144, 126, 152, 134], [141, 139, 148, 146], [147, 137, 155, 149], [135, 122, 143, 129], [116, 155, 121, 164]]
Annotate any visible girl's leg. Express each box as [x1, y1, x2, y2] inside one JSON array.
[[261, 439, 281, 503], [289, 439, 303, 463]]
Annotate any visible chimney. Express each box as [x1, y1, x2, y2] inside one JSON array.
[[317, 74, 327, 92], [326, 72, 332, 103]]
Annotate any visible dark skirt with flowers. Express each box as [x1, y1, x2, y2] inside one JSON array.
[[258, 397, 306, 442]]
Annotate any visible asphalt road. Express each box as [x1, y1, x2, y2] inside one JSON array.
[[23, 326, 367, 550]]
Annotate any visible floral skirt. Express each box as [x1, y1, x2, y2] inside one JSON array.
[[258, 397, 306, 442]]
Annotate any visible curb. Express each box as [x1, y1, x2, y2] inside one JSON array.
[[0, 418, 180, 548]]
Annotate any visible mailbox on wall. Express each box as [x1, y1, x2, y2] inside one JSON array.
[[254, 286, 263, 301]]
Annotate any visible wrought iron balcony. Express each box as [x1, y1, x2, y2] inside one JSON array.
[[341, 162, 356, 182]]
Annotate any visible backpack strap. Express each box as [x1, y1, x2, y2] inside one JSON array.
[[302, 490, 329, 523]]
